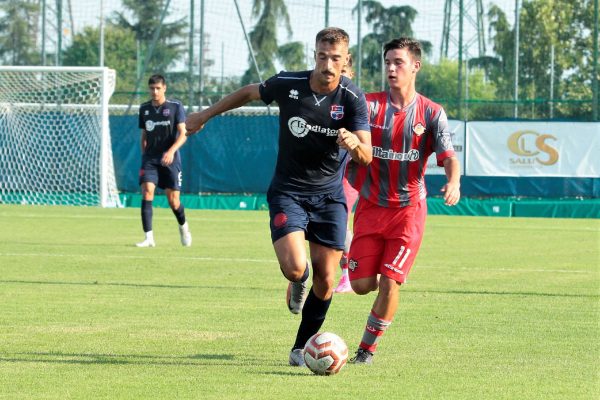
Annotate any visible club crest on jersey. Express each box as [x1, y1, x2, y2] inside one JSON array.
[[413, 123, 425, 136], [144, 110, 149, 115], [348, 259, 358, 272], [288, 89, 299, 100], [330, 105, 344, 120], [162, 108, 170, 117]]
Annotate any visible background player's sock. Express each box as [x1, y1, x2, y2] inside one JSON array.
[[359, 310, 392, 354], [172, 204, 186, 226], [141, 200, 153, 232], [292, 288, 331, 350], [344, 228, 353, 254]]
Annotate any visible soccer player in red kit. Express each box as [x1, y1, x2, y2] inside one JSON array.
[[342, 38, 461, 364]]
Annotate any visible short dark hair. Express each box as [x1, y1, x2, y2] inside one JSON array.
[[148, 74, 166, 86], [315, 27, 350, 47], [383, 38, 422, 61]]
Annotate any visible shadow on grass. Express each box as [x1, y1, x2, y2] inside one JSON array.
[[406, 288, 598, 298], [0, 279, 267, 291], [258, 370, 312, 377], [0, 351, 282, 367]]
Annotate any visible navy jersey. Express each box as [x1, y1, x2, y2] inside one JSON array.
[[139, 99, 186, 157], [259, 70, 370, 195]]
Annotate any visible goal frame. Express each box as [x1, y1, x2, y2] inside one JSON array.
[[0, 66, 121, 208]]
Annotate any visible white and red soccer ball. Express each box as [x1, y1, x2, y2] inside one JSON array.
[[303, 332, 348, 375]]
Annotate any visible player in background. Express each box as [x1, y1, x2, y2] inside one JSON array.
[[136, 74, 192, 248], [185, 27, 372, 367], [335, 55, 359, 294], [345, 38, 460, 364]]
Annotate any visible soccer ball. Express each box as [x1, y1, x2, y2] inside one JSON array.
[[303, 332, 349, 375]]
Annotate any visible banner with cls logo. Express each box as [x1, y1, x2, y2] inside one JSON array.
[[466, 122, 600, 177], [425, 119, 465, 175]]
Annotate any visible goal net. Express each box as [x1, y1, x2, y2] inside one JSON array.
[[0, 66, 121, 207]]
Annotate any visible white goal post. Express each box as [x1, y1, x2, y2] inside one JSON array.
[[0, 66, 122, 207]]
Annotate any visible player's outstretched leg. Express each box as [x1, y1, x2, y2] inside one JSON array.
[[136, 199, 156, 247], [334, 228, 354, 293], [289, 287, 332, 366], [349, 310, 391, 365]]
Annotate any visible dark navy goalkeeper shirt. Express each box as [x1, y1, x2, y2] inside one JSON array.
[[259, 70, 370, 195], [139, 99, 186, 158]]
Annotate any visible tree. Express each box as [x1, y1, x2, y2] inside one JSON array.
[[241, 0, 304, 85], [352, 0, 432, 92], [0, 0, 40, 65], [277, 41, 306, 72], [111, 0, 187, 75], [419, 58, 497, 120], [487, 0, 596, 119], [62, 25, 137, 103]]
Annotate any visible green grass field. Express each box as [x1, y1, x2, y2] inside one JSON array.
[[0, 204, 598, 399]]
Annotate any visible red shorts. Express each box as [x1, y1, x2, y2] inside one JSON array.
[[348, 198, 427, 284]]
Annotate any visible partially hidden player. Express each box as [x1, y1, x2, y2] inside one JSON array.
[[185, 28, 372, 366], [346, 38, 461, 364], [335, 54, 359, 294], [136, 74, 192, 248]]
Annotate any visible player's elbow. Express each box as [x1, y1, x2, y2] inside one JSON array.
[[242, 84, 261, 102]]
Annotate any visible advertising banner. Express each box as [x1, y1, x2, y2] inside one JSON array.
[[466, 122, 600, 177]]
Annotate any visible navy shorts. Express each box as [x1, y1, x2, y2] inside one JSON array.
[[267, 186, 348, 249], [139, 156, 182, 191]]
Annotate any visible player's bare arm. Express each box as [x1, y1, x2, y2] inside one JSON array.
[[440, 156, 461, 206], [336, 128, 372, 165], [185, 84, 261, 136], [162, 122, 188, 166]]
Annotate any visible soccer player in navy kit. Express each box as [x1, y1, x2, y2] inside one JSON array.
[[185, 27, 372, 366], [137, 74, 192, 248], [345, 38, 461, 364]]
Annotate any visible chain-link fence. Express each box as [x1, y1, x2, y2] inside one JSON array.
[[0, 0, 598, 120]]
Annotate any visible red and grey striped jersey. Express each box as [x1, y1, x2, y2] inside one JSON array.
[[346, 91, 455, 208]]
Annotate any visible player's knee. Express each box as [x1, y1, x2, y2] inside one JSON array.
[[280, 264, 306, 282], [167, 197, 180, 210], [378, 276, 401, 297], [141, 189, 154, 201], [313, 273, 335, 291], [351, 279, 378, 295]]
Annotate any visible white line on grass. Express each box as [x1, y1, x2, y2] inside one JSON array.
[[0, 212, 267, 223], [0, 252, 277, 264], [0, 252, 595, 274]]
